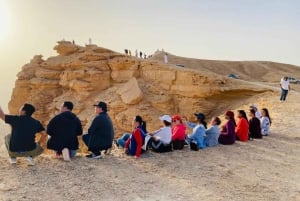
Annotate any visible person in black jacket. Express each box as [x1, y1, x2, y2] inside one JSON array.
[[83, 101, 114, 159], [47, 101, 83, 161], [248, 109, 262, 139]]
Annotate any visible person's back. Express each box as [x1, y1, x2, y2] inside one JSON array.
[[47, 111, 82, 153], [205, 125, 219, 147], [249, 117, 262, 139], [235, 117, 249, 142], [8, 115, 43, 152], [89, 113, 114, 148]]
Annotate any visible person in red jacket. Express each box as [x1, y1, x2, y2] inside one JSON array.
[[116, 116, 147, 158], [171, 115, 187, 150], [235, 110, 249, 142]]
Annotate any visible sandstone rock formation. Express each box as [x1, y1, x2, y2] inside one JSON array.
[[9, 41, 273, 137]]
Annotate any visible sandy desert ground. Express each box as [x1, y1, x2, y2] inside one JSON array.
[[0, 86, 299, 201]]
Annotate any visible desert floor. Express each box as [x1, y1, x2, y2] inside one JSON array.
[[0, 85, 299, 201]]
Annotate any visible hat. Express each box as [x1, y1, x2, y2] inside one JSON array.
[[249, 104, 257, 109], [225, 111, 234, 118], [159, 115, 172, 123], [194, 113, 205, 120], [172, 115, 181, 121], [93, 101, 108, 111]]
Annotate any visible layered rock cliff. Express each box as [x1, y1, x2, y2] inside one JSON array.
[[9, 41, 272, 135]]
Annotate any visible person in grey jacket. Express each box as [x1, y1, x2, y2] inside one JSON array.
[[204, 117, 221, 147], [82, 102, 114, 159]]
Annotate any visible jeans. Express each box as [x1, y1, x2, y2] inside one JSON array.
[[116, 133, 131, 148], [280, 89, 288, 101]]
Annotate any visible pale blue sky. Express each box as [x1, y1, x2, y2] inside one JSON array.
[[0, 0, 299, 109]]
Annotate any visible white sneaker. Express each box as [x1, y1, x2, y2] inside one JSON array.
[[26, 157, 35, 166], [9, 157, 17, 164], [62, 148, 71, 161]]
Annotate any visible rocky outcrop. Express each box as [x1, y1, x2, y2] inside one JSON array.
[[9, 41, 273, 137]]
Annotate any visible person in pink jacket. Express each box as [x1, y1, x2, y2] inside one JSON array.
[[171, 115, 186, 150]]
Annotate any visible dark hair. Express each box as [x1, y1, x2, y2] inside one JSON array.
[[63, 101, 73, 111], [135, 115, 147, 133], [163, 120, 172, 127], [249, 109, 256, 116], [262, 108, 272, 126], [238, 110, 248, 122], [213, 117, 221, 126], [22, 103, 35, 116], [196, 116, 207, 129]]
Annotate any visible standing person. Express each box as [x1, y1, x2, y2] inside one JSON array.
[[248, 109, 262, 139], [280, 76, 290, 102], [129, 50, 132, 56], [184, 113, 207, 150], [171, 115, 186, 150], [0, 104, 47, 166], [116, 116, 147, 158], [235, 110, 249, 142], [148, 115, 172, 153], [82, 102, 114, 159], [135, 49, 138, 57], [124, 49, 128, 55], [139, 51, 143, 58], [250, 104, 261, 118], [260, 108, 272, 136], [164, 53, 168, 64], [218, 111, 236, 145], [204, 117, 221, 147], [47, 101, 83, 161]]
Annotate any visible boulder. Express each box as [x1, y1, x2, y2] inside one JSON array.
[[117, 78, 143, 105]]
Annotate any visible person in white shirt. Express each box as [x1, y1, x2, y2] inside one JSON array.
[[280, 76, 290, 102], [164, 53, 168, 64], [250, 104, 261, 118], [148, 115, 172, 153]]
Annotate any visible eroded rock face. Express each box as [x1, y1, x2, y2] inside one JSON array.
[[9, 41, 272, 137]]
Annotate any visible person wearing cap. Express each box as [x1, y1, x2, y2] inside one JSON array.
[[280, 76, 290, 102], [82, 101, 114, 159], [248, 109, 262, 139], [47, 101, 83, 161], [204, 117, 221, 147], [249, 104, 261, 118], [0, 103, 47, 165], [184, 113, 207, 149], [148, 115, 172, 153], [171, 115, 186, 150], [218, 111, 236, 145]]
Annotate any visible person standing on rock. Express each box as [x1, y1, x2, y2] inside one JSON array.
[[0, 104, 47, 166], [82, 101, 114, 159], [47, 101, 83, 161], [164, 53, 168, 64], [140, 51, 143, 58], [135, 49, 138, 57], [280, 76, 290, 102]]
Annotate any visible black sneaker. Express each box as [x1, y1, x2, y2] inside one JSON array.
[[86, 153, 102, 159]]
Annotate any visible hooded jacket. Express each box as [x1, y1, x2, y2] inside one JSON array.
[[47, 111, 83, 151]]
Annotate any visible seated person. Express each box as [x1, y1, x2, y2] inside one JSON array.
[[116, 116, 147, 158], [171, 115, 186, 150], [0, 104, 47, 166], [47, 101, 83, 161], [218, 111, 236, 145], [184, 113, 207, 149], [235, 110, 249, 142], [204, 117, 221, 147], [260, 108, 271, 136], [148, 115, 172, 153], [248, 109, 262, 139], [82, 102, 114, 159]]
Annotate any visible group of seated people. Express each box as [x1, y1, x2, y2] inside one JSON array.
[[116, 104, 272, 158], [0, 101, 271, 165]]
